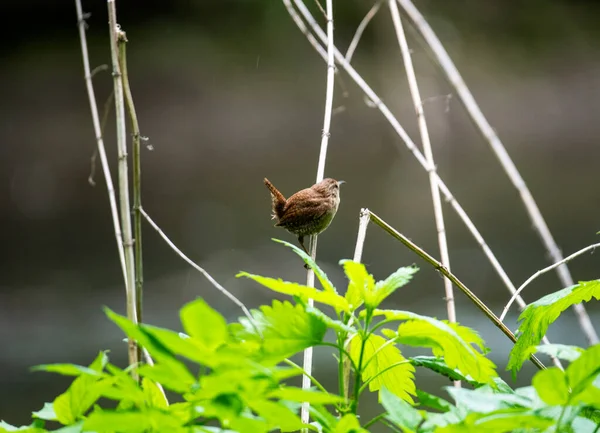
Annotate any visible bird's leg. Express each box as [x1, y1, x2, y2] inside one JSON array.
[[298, 236, 311, 269]]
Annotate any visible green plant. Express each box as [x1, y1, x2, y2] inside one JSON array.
[[3, 241, 600, 432]]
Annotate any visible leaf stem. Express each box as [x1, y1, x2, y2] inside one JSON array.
[[283, 359, 329, 395], [363, 412, 387, 429]]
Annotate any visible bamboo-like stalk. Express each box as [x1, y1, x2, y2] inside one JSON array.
[[75, 0, 128, 292], [395, 0, 598, 345], [364, 209, 546, 371], [107, 0, 138, 370], [284, 0, 563, 370], [388, 0, 455, 325], [300, 0, 336, 427], [118, 31, 144, 365]]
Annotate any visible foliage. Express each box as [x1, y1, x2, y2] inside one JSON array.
[[3, 241, 600, 432], [507, 279, 600, 376]]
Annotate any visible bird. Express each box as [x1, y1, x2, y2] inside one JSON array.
[[263, 177, 344, 255]]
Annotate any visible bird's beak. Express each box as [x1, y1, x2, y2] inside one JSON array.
[[338, 180, 346, 186]]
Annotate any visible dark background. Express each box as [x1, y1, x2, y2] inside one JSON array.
[[1, 0, 600, 428]]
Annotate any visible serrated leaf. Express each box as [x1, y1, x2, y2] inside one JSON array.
[[380, 387, 422, 433], [339, 260, 373, 311], [272, 239, 337, 294], [268, 387, 345, 405], [534, 343, 584, 362], [372, 265, 418, 307], [532, 367, 569, 405], [376, 310, 497, 385], [349, 333, 415, 403], [237, 272, 349, 313], [31, 403, 57, 421], [240, 300, 327, 362], [507, 280, 600, 376], [180, 298, 228, 350]]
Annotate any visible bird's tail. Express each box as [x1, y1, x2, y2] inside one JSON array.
[[263, 178, 286, 221]]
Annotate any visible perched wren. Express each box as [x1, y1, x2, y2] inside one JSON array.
[[263, 177, 344, 255]]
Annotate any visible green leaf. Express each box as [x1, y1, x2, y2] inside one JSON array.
[[445, 387, 533, 412], [272, 239, 337, 294], [237, 272, 349, 313], [142, 324, 217, 366], [334, 413, 365, 433], [339, 260, 374, 311], [507, 280, 600, 376], [532, 367, 569, 405], [31, 403, 57, 421], [142, 378, 168, 409], [416, 389, 453, 412], [306, 305, 355, 333], [372, 265, 419, 307], [436, 409, 554, 433], [247, 399, 305, 432], [53, 377, 103, 425], [268, 387, 345, 405], [138, 363, 197, 394], [534, 343, 584, 362], [83, 409, 184, 432], [349, 333, 415, 403], [376, 309, 497, 385], [240, 300, 327, 362], [567, 344, 600, 395], [380, 387, 423, 433], [180, 298, 228, 350], [31, 364, 103, 377], [0, 421, 47, 433], [410, 356, 482, 386]]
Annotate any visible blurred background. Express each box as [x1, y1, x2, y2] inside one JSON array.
[[1, 0, 600, 428]]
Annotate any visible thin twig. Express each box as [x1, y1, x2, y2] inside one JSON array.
[[286, 0, 564, 371], [107, 0, 139, 371], [139, 208, 259, 334], [500, 243, 600, 322], [118, 31, 145, 366], [75, 0, 128, 288], [388, 1, 458, 389], [345, 0, 383, 63], [364, 209, 547, 371], [388, 1, 455, 324], [395, 0, 598, 345], [301, 0, 336, 427]]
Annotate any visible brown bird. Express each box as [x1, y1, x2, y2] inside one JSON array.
[[263, 177, 344, 255]]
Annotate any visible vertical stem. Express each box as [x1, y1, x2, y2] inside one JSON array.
[[395, 0, 598, 345], [301, 0, 336, 427], [107, 0, 138, 371], [118, 33, 144, 364], [74, 0, 128, 289], [388, 0, 455, 325]]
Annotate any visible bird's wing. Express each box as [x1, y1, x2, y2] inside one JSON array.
[[276, 195, 328, 230]]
